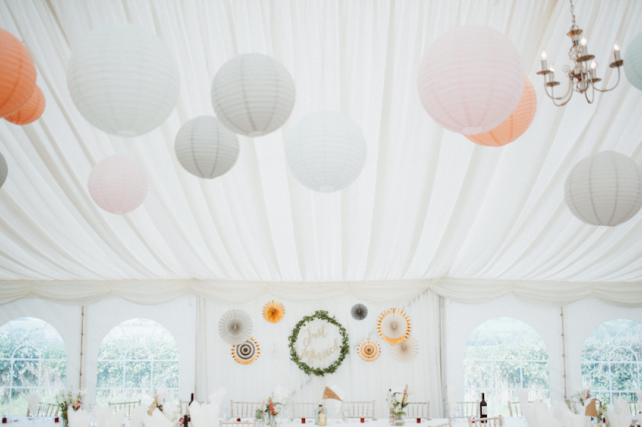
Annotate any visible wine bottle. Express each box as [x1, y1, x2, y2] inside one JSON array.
[[190, 393, 194, 405], [480, 393, 487, 419]]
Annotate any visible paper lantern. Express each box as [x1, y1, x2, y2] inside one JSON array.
[[286, 111, 367, 192], [88, 156, 147, 215], [625, 32, 642, 90], [417, 25, 524, 134], [218, 309, 253, 345], [351, 304, 368, 320], [5, 86, 45, 125], [465, 77, 537, 146], [211, 53, 295, 137], [0, 152, 7, 190], [565, 151, 642, 226], [390, 336, 419, 363], [67, 24, 180, 137], [262, 300, 285, 323], [377, 308, 411, 345], [232, 337, 260, 365], [174, 116, 240, 179], [0, 28, 36, 117], [357, 338, 381, 362]]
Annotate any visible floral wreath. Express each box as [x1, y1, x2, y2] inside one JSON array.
[[288, 310, 350, 376]]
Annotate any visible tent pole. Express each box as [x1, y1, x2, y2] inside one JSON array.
[[79, 306, 85, 390], [561, 307, 567, 400]]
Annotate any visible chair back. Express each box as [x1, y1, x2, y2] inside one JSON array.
[[508, 400, 533, 417], [108, 400, 141, 417], [404, 402, 430, 419], [291, 403, 317, 419], [629, 401, 640, 416], [28, 403, 58, 417], [468, 416, 503, 427], [230, 400, 263, 419], [341, 401, 375, 420], [452, 401, 479, 418]]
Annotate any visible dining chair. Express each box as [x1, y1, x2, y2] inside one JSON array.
[[290, 402, 317, 421], [451, 401, 479, 418], [341, 401, 376, 421], [404, 402, 430, 419], [468, 415, 503, 427], [27, 403, 58, 417], [507, 401, 533, 417], [629, 401, 640, 416], [108, 400, 141, 416], [230, 400, 264, 419]]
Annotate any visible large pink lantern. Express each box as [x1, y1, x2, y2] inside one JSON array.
[[88, 156, 147, 215], [417, 25, 524, 135]]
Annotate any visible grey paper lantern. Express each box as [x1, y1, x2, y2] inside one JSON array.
[[351, 304, 368, 320], [625, 32, 642, 90], [565, 151, 642, 226], [218, 309, 253, 345], [286, 111, 367, 192], [0, 152, 7, 189], [67, 24, 180, 137], [175, 116, 240, 179], [211, 53, 295, 137]]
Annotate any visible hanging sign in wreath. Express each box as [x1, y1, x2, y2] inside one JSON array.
[[288, 310, 349, 376]]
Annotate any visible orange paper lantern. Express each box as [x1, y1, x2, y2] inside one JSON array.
[[5, 85, 45, 125], [465, 77, 537, 147], [0, 28, 36, 117]]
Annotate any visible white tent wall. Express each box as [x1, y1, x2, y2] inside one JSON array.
[[198, 291, 442, 419]]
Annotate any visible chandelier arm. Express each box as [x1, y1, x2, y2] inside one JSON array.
[[593, 66, 622, 93], [544, 80, 573, 107], [584, 81, 595, 104]]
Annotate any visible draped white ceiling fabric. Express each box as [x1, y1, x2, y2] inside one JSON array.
[[2, 0, 642, 306]]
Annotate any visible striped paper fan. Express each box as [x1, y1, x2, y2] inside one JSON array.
[[357, 338, 381, 362], [377, 308, 411, 344], [232, 337, 260, 365]]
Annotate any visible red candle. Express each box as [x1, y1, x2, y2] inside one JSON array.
[[417, 418, 421, 423], [302, 418, 306, 424], [237, 418, 241, 422], [361, 418, 365, 423]]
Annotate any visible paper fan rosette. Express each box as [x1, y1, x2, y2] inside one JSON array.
[[390, 335, 419, 362], [357, 338, 381, 362], [377, 308, 411, 344], [263, 300, 285, 323], [218, 309, 253, 345], [232, 337, 260, 365], [351, 304, 368, 320]]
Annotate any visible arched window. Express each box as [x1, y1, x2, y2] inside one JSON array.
[[96, 319, 179, 405], [0, 318, 67, 415], [581, 318, 642, 404], [463, 317, 549, 416]]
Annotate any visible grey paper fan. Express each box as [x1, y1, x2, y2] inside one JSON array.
[[351, 304, 368, 320], [218, 309, 253, 345], [390, 335, 419, 362]]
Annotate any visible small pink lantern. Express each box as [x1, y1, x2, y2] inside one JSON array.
[[417, 25, 524, 135], [88, 155, 147, 215]]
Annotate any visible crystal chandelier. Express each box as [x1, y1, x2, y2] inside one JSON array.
[[537, 0, 624, 106]]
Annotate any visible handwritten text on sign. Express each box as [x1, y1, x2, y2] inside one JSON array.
[[295, 318, 341, 369]]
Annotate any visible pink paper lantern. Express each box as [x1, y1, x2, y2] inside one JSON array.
[[88, 156, 147, 215], [417, 25, 524, 135]]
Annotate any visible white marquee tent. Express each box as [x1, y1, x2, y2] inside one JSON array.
[[1, 0, 642, 422]]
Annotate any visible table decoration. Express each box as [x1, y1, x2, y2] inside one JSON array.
[[23, 391, 40, 416], [232, 337, 260, 365], [387, 386, 411, 426], [351, 304, 368, 321], [357, 338, 381, 362], [219, 310, 253, 345], [261, 396, 284, 427], [56, 390, 84, 427], [565, 388, 607, 422], [263, 301, 286, 323], [390, 336, 419, 363], [377, 309, 411, 345], [322, 386, 344, 418], [288, 311, 349, 376], [149, 389, 167, 415]]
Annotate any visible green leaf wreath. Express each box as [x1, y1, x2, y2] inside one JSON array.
[[288, 310, 349, 376]]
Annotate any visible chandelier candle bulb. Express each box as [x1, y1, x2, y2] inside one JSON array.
[[614, 44, 621, 61], [541, 50, 548, 71], [581, 38, 588, 56]]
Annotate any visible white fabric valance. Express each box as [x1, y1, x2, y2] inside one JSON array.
[[2, 279, 642, 307]]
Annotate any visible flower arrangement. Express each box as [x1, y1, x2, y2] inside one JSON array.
[[566, 389, 608, 422], [56, 390, 84, 427], [151, 389, 167, 414], [261, 395, 286, 427], [388, 385, 412, 425]]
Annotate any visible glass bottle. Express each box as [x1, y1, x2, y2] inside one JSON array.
[[480, 393, 487, 419]]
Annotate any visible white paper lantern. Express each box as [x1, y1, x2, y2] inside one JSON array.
[[88, 156, 148, 215], [0, 152, 7, 189], [211, 53, 295, 137], [67, 24, 180, 137], [565, 151, 642, 226], [286, 111, 367, 192], [174, 116, 240, 179], [417, 25, 524, 134], [625, 32, 642, 90]]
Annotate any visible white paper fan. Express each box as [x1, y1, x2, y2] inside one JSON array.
[[218, 309, 253, 345], [390, 335, 419, 362]]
